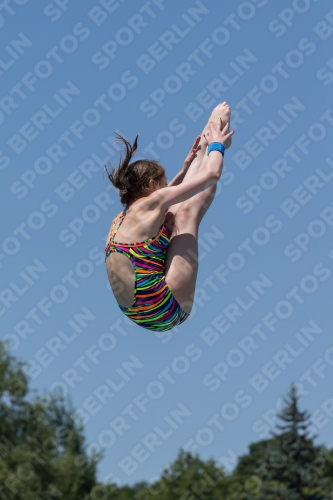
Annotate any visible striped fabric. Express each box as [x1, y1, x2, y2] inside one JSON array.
[[105, 208, 190, 332]]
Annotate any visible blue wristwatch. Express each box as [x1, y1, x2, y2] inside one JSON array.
[[208, 142, 225, 157]]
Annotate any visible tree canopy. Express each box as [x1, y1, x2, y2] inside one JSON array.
[[1, 340, 332, 499]]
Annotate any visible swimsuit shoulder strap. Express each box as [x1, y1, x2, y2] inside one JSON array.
[[110, 208, 127, 242]]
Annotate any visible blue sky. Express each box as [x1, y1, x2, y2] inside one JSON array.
[[1, 0, 333, 486]]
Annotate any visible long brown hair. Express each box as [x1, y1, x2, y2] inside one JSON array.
[[106, 133, 165, 207]]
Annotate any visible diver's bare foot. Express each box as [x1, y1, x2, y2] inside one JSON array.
[[208, 102, 232, 149]]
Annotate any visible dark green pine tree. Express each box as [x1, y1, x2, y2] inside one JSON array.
[[255, 383, 325, 500]]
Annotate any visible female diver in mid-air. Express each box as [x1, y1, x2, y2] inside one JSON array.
[[105, 102, 234, 332]]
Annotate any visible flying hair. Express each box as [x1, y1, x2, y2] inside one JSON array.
[[106, 133, 165, 207]]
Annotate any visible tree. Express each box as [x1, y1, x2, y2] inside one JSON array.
[[0, 341, 99, 500], [140, 450, 230, 500], [252, 384, 325, 499], [2, 341, 333, 500]]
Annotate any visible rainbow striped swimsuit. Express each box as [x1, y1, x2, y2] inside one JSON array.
[[105, 208, 190, 332]]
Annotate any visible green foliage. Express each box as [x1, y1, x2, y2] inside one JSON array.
[[0, 341, 99, 500], [1, 343, 333, 500], [139, 450, 227, 499], [253, 384, 325, 499], [240, 383, 333, 500]]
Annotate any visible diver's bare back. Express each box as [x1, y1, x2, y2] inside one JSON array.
[[108, 198, 166, 245]]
